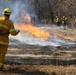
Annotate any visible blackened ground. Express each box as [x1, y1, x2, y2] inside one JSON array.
[[0, 45, 75, 75], [0, 25, 76, 75]]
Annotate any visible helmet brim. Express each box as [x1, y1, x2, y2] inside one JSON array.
[[2, 12, 11, 15]]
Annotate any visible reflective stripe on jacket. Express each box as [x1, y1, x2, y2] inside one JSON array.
[[0, 62, 4, 67], [56, 18, 60, 22], [9, 29, 16, 33], [0, 16, 19, 45]]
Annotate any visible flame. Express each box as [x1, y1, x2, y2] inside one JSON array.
[[18, 23, 74, 41], [50, 32, 74, 42], [18, 10, 74, 42], [18, 23, 50, 40], [18, 10, 50, 40], [21, 10, 31, 22]]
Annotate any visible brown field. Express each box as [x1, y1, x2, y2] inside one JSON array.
[[0, 25, 76, 75]]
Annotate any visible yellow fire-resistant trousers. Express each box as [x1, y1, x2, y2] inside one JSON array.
[[0, 44, 8, 67]]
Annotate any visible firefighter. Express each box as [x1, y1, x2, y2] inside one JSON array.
[[61, 16, 68, 30], [55, 16, 61, 28], [0, 8, 20, 70]]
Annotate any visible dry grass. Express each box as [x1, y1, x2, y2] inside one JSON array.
[[0, 26, 76, 75], [0, 65, 76, 75]]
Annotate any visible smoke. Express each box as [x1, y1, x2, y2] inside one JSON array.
[[0, 0, 75, 47], [9, 31, 61, 47], [0, 0, 36, 23], [9, 30, 76, 47]]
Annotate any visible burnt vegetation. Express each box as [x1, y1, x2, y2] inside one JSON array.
[[0, 0, 76, 75]]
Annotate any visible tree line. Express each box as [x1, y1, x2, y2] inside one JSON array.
[[29, 0, 76, 27], [1, 0, 76, 27]]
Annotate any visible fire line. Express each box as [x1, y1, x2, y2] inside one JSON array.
[[18, 23, 74, 42], [18, 10, 74, 42], [18, 23, 50, 40]]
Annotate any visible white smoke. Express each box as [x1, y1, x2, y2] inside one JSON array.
[[0, 0, 36, 23], [0, 0, 75, 47], [9, 31, 61, 47], [9, 28, 76, 47]]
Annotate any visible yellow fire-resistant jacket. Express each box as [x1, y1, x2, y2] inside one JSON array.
[[0, 16, 19, 45], [56, 18, 60, 23]]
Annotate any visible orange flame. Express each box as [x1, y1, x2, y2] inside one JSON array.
[[18, 10, 50, 40], [50, 32, 74, 42], [18, 10, 74, 42], [18, 23, 74, 41], [18, 23, 50, 40]]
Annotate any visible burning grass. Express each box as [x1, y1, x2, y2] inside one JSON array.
[[7, 24, 76, 75], [18, 23, 50, 40]]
